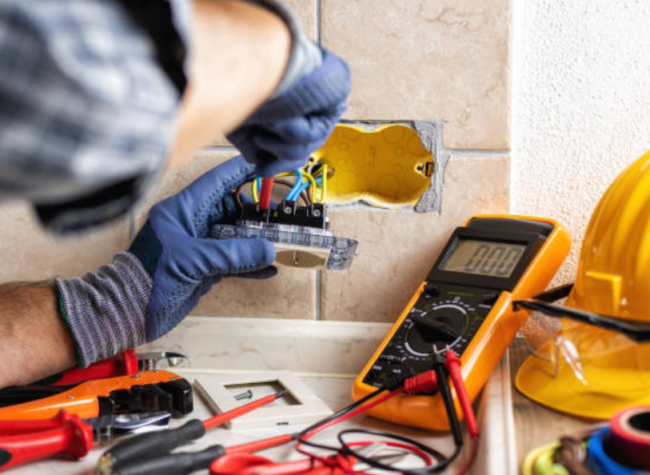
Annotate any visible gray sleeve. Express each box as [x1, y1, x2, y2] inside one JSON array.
[[243, 0, 322, 97], [55, 252, 152, 367]]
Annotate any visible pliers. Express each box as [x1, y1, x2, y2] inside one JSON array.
[[34, 349, 187, 386], [0, 370, 192, 421], [0, 409, 170, 471]]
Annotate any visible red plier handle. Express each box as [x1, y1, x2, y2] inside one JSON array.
[[0, 410, 93, 471], [52, 349, 138, 386]]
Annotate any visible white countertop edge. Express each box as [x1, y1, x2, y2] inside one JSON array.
[[476, 351, 518, 475]]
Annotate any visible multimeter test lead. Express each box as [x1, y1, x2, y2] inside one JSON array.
[[290, 354, 480, 475]]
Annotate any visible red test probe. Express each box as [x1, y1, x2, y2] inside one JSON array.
[[445, 349, 479, 439]]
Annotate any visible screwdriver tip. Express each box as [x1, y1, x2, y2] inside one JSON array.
[[274, 389, 288, 400]]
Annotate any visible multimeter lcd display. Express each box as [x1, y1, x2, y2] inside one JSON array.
[[441, 239, 526, 278]]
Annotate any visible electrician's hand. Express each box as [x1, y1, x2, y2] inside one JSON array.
[[228, 32, 350, 177], [56, 156, 276, 366]]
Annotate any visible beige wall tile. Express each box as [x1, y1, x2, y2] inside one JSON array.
[[136, 150, 239, 214], [137, 150, 317, 319], [193, 267, 316, 319], [0, 202, 129, 282], [321, 154, 510, 322], [285, 0, 318, 40], [211, 0, 319, 146], [321, 0, 511, 150]]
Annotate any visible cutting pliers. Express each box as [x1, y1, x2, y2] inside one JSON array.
[[0, 409, 170, 471], [0, 370, 192, 421]]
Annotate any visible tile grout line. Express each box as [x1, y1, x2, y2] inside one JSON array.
[[316, 0, 322, 45]]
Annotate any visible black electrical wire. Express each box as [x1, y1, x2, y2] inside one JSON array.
[[334, 359, 464, 473], [296, 364, 465, 474], [296, 386, 387, 453], [337, 429, 448, 471]]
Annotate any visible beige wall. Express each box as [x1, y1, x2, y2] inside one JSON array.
[[0, 0, 512, 323]]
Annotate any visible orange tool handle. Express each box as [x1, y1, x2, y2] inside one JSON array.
[[0, 370, 182, 421], [0, 412, 93, 471]]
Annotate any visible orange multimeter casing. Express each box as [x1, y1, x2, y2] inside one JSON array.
[[352, 215, 571, 431]]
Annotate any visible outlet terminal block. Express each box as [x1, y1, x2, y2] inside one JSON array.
[[211, 200, 358, 271]]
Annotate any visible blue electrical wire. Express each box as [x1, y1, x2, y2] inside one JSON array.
[[288, 176, 322, 202], [286, 169, 303, 201], [587, 427, 642, 475]]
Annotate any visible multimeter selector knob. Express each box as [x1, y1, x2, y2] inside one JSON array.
[[406, 306, 467, 355]]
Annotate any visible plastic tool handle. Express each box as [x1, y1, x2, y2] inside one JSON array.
[[445, 350, 479, 438], [99, 391, 285, 474], [0, 410, 71, 436], [115, 444, 226, 475], [203, 391, 285, 430], [100, 419, 205, 472], [54, 350, 138, 386], [0, 416, 93, 471]]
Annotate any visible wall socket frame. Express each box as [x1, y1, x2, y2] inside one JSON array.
[[194, 371, 333, 430]]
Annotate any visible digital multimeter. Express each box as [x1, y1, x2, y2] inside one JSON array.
[[352, 215, 571, 431]]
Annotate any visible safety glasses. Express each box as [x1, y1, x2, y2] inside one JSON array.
[[514, 284, 650, 392], [514, 284, 650, 342]]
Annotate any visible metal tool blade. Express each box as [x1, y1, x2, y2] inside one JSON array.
[[86, 411, 171, 443], [137, 352, 187, 371]]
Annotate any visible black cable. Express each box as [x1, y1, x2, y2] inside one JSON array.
[[296, 386, 388, 453], [336, 354, 464, 474], [297, 363, 465, 474], [337, 429, 449, 473]]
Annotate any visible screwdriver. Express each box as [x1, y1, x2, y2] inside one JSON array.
[[98, 390, 287, 475]]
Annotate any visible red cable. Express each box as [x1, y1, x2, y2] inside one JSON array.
[[295, 389, 403, 470], [444, 350, 478, 438], [259, 177, 274, 210], [299, 388, 403, 442]]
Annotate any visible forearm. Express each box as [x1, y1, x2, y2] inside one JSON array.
[[0, 282, 76, 388], [168, 0, 291, 166]]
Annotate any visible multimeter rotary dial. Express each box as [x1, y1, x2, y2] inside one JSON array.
[[405, 303, 468, 355]]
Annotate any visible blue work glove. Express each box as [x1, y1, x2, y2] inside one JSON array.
[[227, 2, 350, 177], [56, 156, 276, 366]]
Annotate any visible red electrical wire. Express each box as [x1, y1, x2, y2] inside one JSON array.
[[300, 388, 403, 441], [258, 177, 274, 210], [444, 350, 478, 438]]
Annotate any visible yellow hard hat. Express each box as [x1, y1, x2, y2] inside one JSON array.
[[515, 150, 650, 420]]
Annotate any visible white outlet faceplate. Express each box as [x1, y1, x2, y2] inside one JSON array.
[[194, 370, 333, 430]]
